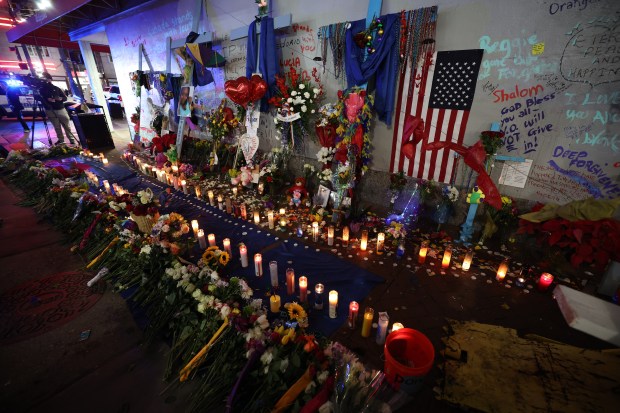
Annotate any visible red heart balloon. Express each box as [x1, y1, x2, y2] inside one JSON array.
[[225, 77, 251, 107], [249, 74, 268, 102]]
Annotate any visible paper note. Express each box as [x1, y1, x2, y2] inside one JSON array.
[[532, 42, 545, 56], [499, 159, 533, 188]]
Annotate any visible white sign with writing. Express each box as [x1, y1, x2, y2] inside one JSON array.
[[499, 159, 533, 188]]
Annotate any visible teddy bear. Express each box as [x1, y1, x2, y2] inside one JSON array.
[[231, 166, 253, 188], [287, 177, 308, 207]]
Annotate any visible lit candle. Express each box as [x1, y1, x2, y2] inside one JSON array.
[[342, 226, 350, 247], [376, 311, 389, 345], [418, 242, 428, 264], [208, 233, 216, 247], [258, 182, 264, 194], [280, 217, 287, 228], [173, 176, 179, 190], [312, 222, 319, 242], [225, 198, 232, 214], [99, 152, 105, 159], [254, 253, 263, 277], [361, 307, 374, 338], [360, 230, 368, 251], [391, 322, 404, 332], [286, 268, 295, 295], [191, 219, 199, 239], [253, 210, 260, 224], [268, 211, 275, 229], [223, 238, 231, 255], [462, 250, 473, 271], [240, 204, 247, 220], [197, 229, 207, 249], [102, 180, 111, 194], [217, 195, 223, 210], [171, 165, 179, 174], [442, 245, 452, 269], [269, 261, 278, 287], [328, 290, 338, 319], [314, 283, 324, 309], [239, 244, 248, 267], [180, 180, 187, 194], [348, 301, 359, 329], [515, 277, 526, 288], [496, 259, 509, 281], [538, 272, 554, 291], [151, 166, 156, 176], [279, 208, 286, 215], [208, 191, 215, 206], [232, 186, 238, 197], [299, 276, 308, 302], [327, 226, 334, 246], [194, 185, 202, 199], [376, 232, 385, 254], [270, 294, 281, 313], [102, 158, 109, 165]]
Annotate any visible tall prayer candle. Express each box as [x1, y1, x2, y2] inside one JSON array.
[[418, 242, 428, 264], [194, 185, 202, 199], [240, 204, 247, 220], [314, 283, 324, 310], [150, 166, 156, 176], [348, 301, 359, 329], [208, 191, 215, 206], [280, 217, 287, 228], [496, 260, 509, 281], [253, 210, 260, 224], [254, 254, 263, 277], [328, 290, 338, 319], [239, 244, 248, 267], [312, 222, 319, 242], [232, 187, 238, 197], [180, 180, 187, 194], [223, 238, 231, 255], [191, 220, 199, 239], [225, 198, 232, 214], [102, 180, 111, 194], [269, 261, 278, 287], [208, 233, 216, 247], [270, 295, 281, 313], [360, 230, 368, 251], [342, 226, 350, 247], [197, 229, 207, 249], [376, 232, 385, 254], [299, 276, 308, 302], [217, 194, 223, 210], [327, 226, 334, 246], [391, 322, 404, 332], [268, 210, 275, 229], [376, 311, 389, 345], [361, 307, 374, 337], [538, 272, 554, 291], [462, 250, 473, 271], [442, 246, 452, 269], [286, 268, 295, 295]]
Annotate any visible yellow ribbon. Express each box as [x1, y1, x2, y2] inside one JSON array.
[[271, 367, 313, 413], [86, 236, 119, 269], [179, 317, 229, 382]]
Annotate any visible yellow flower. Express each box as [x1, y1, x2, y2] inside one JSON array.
[[287, 302, 307, 321], [206, 246, 218, 252], [202, 250, 215, 264], [218, 251, 230, 266]]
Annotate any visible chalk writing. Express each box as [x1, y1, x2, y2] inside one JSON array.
[[564, 124, 593, 140], [492, 84, 544, 103], [577, 131, 619, 152], [534, 73, 571, 93], [563, 91, 620, 151], [548, 0, 602, 16], [530, 164, 594, 203], [561, 16, 620, 87]]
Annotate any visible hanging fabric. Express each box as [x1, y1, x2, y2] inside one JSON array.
[[246, 17, 278, 112]]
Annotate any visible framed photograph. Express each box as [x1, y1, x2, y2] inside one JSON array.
[[315, 185, 331, 208], [177, 85, 194, 117]]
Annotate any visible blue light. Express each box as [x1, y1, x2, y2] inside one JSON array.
[[7, 79, 23, 87]]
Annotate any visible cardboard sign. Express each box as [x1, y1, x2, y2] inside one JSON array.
[[239, 133, 259, 164]]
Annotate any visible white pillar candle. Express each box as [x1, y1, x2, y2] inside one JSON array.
[[239, 244, 248, 267], [253, 210, 260, 224], [328, 290, 338, 319], [376, 232, 385, 254], [197, 229, 207, 249], [286, 268, 295, 295], [299, 276, 308, 303], [269, 261, 278, 287], [268, 210, 274, 229], [254, 253, 263, 277], [327, 226, 334, 246], [102, 180, 111, 194], [223, 238, 231, 255], [217, 194, 223, 210], [208, 191, 215, 206], [208, 233, 216, 247], [191, 220, 199, 239]]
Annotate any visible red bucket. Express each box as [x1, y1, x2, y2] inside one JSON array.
[[384, 328, 435, 394]]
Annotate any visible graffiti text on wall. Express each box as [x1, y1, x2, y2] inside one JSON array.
[[564, 91, 620, 152], [501, 92, 557, 154], [548, 0, 602, 16]]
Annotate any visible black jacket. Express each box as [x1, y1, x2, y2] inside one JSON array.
[[7, 88, 23, 111], [39, 83, 67, 110]]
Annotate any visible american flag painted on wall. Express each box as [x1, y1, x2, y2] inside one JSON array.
[[390, 49, 484, 182]]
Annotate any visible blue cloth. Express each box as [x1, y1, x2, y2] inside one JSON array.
[[345, 13, 400, 126], [246, 17, 278, 112]]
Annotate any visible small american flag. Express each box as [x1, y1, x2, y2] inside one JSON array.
[[390, 49, 483, 182]]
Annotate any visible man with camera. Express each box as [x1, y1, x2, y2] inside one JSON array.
[[39, 72, 77, 145]]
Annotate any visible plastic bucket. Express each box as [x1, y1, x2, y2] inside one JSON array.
[[383, 328, 435, 394]]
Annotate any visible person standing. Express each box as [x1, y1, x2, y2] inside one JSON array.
[[39, 72, 76, 145], [7, 86, 30, 132]]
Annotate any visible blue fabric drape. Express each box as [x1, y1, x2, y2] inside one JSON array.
[[246, 17, 278, 112], [345, 13, 400, 126]]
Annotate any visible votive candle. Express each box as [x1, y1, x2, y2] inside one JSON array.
[[208, 190, 215, 206], [254, 253, 263, 277], [342, 226, 350, 247], [442, 246, 452, 269], [240, 204, 247, 220], [239, 244, 248, 267], [328, 290, 338, 318], [268, 210, 275, 229], [280, 217, 287, 228], [223, 238, 231, 255], [279, 208, 286, 215], [312, 222, 319, 242], [418, 242, 428, 264], [348, 301, 359, 329], [269, 261, 278, 287], [360, 230, 368, 251], [102, 158, 109, 165], [191, 219, 199, 239], [253, 210, 260, 224], [197, 229, 207, 249], [361, 307, 374, 337], [286, 268, 295, 295], [496, 259, 509, 281], [462, 250, 473, 271], [232, 186, 238, 197], [327, 226, 334, 246], [194, 185, 202, 199], [391, 322, 404, 332], [171, 165, 179, 174], [538, 272, 554, 291], [299, 276, 308, 302], [314, 283, 324, 309], [270, 294, 281, 313], [376, 232, 385, 254], [208, 233, 216, 247]]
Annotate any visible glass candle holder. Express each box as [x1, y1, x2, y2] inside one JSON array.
[[418, 242, 428, 264], [376, 311, 389, 345], [269, 261, 278, 287], [254, 253, 263, 277], [312, 222, 319, 242], [360, 230, 368, 251], [208, 190, 215, 206], [376, 232, 385, 254], [342, 226, 350, 247], [327, 226, 334, 246], [538, 272, 554, 291], [361, 307, 374, 338], [253, 210, 260, 224], [208, 233, 216, 247], [239, 244, 248, 267], [299, 276, 308, 302], [314, 283, 324, 310], [191, 219, 199, 239], [348, 301, 359, 329], [328, 290, 338, 319], [496, 259, 509, 281], [462, 250, 473, 271], [286, 268, 295, 295], [223, 238, 231, 255], [391, 322, 404, 332]]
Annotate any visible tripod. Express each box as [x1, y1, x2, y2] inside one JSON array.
[[30, 100, 53, 149]]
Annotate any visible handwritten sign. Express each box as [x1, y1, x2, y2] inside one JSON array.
[[499, 159, 533, 188], [239, 133, 259, 164]]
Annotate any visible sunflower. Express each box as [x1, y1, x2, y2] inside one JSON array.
[[287, 302, 307, 321], [202, 250, 216, 264], [218, 251, 230, 266], [206, 246, 219, 252]]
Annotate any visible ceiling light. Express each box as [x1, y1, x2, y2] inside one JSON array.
[[37, 0, 52, 10]]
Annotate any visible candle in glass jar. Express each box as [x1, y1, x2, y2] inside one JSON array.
[[254, 254, 263, 277], [269, 261, 278, 287], [418, 242, 428, 264], [348, 301, 359, 329], [279, 208, 286, 215], [391, 322, 404, 332], [225, 198, 232, 214], [232, 187, 238, 197], [314, 283, 324, 309], [239, 244, 248, 267], [197, 229, 207, 249], [102, 180, 111, 194], [496, 260, 509, 281], [180, 180, 187, 194], [342, 226, 350, 247], [376, 311, 389, 345], [191, 220, 199, 239], [223, 238, 231, 255], [102, 158, 109, 165], [240, 204, 247, 220], [442, 246, 452, 269], [299, 276, 308, 302], [270, 294, 281, 313], [151, 166, 156, 176], [253, 210, 260, 224], [328, 290, 338, 318], [361, 307, 374, 337], [208, 233, 216, 247], [376, 232, 385, 254], [360, 230, 368, 251], [286, 268, 295, 295], [258, 182, 264, 194], [268, 211, 274, 229], [327, 226, 334, 246], [538, 272, 554, 291], [280, 217, 287, 228], [312, 222, 319, 242], [208, 191, 215, 206], [172, 165, 179, 174], [462, 250, 473, 271], [217, 195, 223, 210], [194, 185, 202, 199]]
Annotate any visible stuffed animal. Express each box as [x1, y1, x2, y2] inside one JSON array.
[[231, 166, 253, 187], [287, 177, 308, 207]]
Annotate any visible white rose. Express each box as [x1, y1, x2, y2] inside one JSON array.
[[313, 88, 319, 94], [299, 84, 305, 89], [287, 97, 293, 103], [291, 91, 297, 96], [301, 105, 307, 113], [311, 109, 315, 114], [304, 92, 310, 99], [197, 303, 205, 314]]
